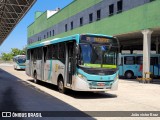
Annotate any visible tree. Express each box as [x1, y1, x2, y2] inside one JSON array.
[[22, 47, 27, 55], [1, 53, 12, 61], [11, 48, 22, 56], [1, 47, 27, 61]]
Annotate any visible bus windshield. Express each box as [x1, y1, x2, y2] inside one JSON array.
[[79, 35, 118, 69], [15, 56, 26, 63], [17, 58, 26, 63]]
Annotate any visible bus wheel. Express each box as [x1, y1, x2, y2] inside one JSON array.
[[58, 79, 66, 93], [34, 72, 38, 84], [125, 71, 133, 79]]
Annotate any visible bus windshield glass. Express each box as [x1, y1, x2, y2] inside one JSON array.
[[79, 35, 119, 69], [16, 56, 26, 63]]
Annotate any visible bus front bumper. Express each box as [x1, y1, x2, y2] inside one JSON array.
[[72, 76, 119, 92]]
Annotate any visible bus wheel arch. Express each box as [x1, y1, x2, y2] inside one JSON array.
[[57, 74, 66, 93], [125, 70, 134, 79]]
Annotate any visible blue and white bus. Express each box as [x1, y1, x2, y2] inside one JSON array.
[[26, 34, 119, 93], [119, 54, 160, 79], [13, 55, 26, 70]]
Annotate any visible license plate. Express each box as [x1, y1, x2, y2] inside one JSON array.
[[97, 82, 105, 86]]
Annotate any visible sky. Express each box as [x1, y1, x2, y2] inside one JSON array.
[[0, 0, 73, 54]]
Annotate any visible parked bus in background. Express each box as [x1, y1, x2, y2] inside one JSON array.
[[26, 34, 119, 93], [13, 55, 26, 70], [119, 54, 160, 79]]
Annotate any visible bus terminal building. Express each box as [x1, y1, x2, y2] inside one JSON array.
[[27, 0, 160, 78]]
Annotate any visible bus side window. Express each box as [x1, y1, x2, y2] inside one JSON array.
[[58, 42, 65, 64], [33, 48, 37, 62], [136, 56, 143, 65], [52, 44, 58, 59], [43, 47, 48, 62], [124, 56, 135, 65], [159, 57, 160, 64], [37, 48, 42, 60], [150, 57, 158, 65], [27, 50, 30, 60], [47, 45, 53, 60]]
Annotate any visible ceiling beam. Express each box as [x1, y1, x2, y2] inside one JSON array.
[[0, 0, 36, 45]]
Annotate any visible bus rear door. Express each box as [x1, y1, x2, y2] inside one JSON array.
[[42, 46, 48, 81], [150, 57, 159, 77]]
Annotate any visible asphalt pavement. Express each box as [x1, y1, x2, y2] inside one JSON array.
[[0, 68, 95, 120]]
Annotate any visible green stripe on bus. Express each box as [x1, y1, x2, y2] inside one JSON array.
[[84, 63, 117, 68]]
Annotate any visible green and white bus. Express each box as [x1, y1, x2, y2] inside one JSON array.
[[26, 34, 119, 93], [13, 55, 26, 70]]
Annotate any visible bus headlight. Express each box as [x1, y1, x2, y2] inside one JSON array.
[[114, 74, 118, 81], [78, 74, 87, 81]]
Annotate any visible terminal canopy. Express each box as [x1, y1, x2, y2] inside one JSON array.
[[0, 0, 36, 45]]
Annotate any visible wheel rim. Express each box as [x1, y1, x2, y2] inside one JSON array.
[[127, 73, 132, 79], [34, 73, 37, 83], [58, 81, 64, 93]]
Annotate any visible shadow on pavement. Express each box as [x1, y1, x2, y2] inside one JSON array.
[[28, 79, 117, 99], [0, 68, 95, 119], [150, 79, 160, 84]]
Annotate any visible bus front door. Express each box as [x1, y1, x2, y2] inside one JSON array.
[[65, 42, 74, 87], [26, 50, 32, 76]]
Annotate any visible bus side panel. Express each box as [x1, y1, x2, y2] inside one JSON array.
[[54, 60, 65, 85], [36, 60, 42, 80], [26, 60, 31, 76], [44, 60, 55, 83], [123, 65, 138, 77], [122, 62, 141, 77], [44, 60, 49, 81], [51, 60, 57, 85], [135, 65, 142, 77]]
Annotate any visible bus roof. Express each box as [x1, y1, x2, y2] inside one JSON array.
[[27, 33, 114, 49], [14, 55, 26, 57]]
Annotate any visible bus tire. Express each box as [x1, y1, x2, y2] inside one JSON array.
[[33, 71, 38, 84], [58, 78, 66, 93], [125, 71, 134, 79]]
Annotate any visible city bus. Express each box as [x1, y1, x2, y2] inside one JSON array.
[[119, 54, 160, 79], [13, 55, 26, 70], [26, 34, 119, 93]]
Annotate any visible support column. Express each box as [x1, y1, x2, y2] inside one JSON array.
[[142, 29, 153, 78]]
